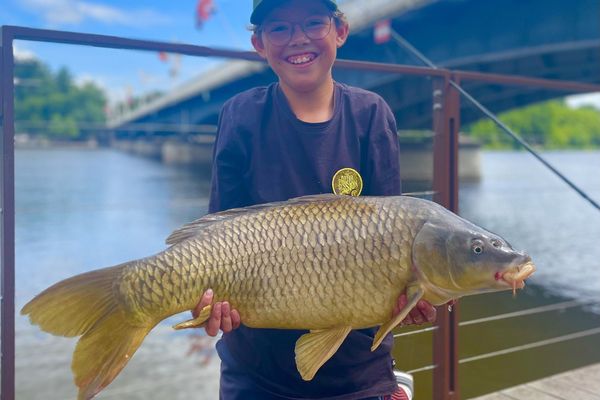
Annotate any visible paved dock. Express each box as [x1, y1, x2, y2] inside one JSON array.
[[470, 362, 600, 399]]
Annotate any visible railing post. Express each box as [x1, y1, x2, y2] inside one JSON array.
[[0, 26, 16, 400], [432, 74, 461, 400]]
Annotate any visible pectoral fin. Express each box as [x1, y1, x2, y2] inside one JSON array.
[[372, 285, 425, 351], [295, 326, 352, 381], [172, 305, 212, 330]]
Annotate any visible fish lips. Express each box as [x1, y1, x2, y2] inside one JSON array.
[[496, 259, 536, 292]]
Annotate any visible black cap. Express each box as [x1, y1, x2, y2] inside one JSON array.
[[250, 0, 338, 25]]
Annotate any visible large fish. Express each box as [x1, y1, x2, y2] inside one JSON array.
[[22, 194, 535, 399]]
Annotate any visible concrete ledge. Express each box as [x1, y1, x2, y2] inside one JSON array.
[[110, 136, 481, 182]]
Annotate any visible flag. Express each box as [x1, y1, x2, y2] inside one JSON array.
[[196, 0, 215, 29], [158, 52, 169, 62], [374, 19, 391, 44]]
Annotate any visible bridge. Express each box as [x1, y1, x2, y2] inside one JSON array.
[[107, 0, 600, 138]]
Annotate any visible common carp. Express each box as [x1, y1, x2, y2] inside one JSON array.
[[22, 194, 535, 399]]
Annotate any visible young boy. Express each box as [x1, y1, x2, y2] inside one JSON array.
[[193, 0, 437, 398]]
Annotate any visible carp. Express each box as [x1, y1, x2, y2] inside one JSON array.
[[22, 194, 535, 399]]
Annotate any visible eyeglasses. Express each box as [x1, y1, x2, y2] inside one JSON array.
[[259, 15, 333, 46]]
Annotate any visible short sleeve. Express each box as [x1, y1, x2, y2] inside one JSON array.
[[208, 102, 251, 213], [365, 99, 402, 196]]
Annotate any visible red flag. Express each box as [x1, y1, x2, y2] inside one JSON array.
[[196, 0, 215, 29], [374, 19, 391, 44], [158, 52, 169, 62]]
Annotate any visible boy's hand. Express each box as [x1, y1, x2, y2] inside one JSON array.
[[393, 294, 458, 325], [193, 289, 241, 336], [393, 293, 438, 325]]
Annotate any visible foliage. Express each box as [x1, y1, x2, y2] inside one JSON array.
[[464, 100, 600, 149], [15, 59, 107, 140]]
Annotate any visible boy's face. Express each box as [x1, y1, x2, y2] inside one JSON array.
[[251, 0, 349, 94]]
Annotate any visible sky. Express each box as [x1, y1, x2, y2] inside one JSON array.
[[2, 0, 599, 110], [2, 0, 258, 105]]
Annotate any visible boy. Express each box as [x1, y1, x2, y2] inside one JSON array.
[[194, 0, 437, 398]]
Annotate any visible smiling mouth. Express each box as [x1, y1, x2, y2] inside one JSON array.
[[287, 53, 317, 65], [498, 262, 536, 295]]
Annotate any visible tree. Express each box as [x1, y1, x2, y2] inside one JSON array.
[[465, 100, 600, 149], [15, 58, 107, 140]]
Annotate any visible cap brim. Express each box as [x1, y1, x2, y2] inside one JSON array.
[[251, 0, 338, 25]]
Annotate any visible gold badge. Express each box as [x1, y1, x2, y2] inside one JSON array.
[[332, 168, 363, 196]]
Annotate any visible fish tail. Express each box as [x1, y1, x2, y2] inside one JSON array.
[[21, 264, 156, 400], [72, 308, 152, 400]]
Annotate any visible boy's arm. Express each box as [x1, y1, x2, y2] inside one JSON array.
[[365, 101, 402, 196], [208, 104, 251, 214]]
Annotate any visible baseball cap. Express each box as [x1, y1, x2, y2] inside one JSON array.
[[251, 0, 338, 25]]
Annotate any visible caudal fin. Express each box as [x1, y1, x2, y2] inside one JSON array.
[[21, 264, 155, 400]]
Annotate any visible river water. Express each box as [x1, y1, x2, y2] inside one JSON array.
[[13, 148, 600, 399]]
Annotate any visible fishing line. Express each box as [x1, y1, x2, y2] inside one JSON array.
[[389, 30, 600, 212]]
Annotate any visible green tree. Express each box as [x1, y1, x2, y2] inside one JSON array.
[[465, 100, 600, 149], [15, 58, 107, 140]]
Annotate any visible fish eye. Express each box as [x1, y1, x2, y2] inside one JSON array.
[[471, 240, 484, 255]]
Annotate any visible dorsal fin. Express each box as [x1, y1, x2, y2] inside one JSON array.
[[165, 193, 342, 246]]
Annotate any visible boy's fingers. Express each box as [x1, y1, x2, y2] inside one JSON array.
[[418, 300, 437, 323], [221, 302, 232, 333], [193, 289, 213, 318], [231, 309, 241, 329], [206, 302, 222, 336], [409, 307, 424, 325]]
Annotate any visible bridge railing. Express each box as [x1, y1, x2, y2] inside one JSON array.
[[2, 25, 600, 400]]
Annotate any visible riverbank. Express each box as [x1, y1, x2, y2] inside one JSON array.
[[15, 133, 99, 149]]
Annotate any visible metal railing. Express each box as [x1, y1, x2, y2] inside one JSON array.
[[2, 25, 600, 400], [395, 300, 600, 375]]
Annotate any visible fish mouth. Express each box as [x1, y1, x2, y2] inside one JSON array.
[[497, 261, 536, 295]]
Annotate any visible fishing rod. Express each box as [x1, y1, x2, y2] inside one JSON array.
[[390, 30, 600, 212]]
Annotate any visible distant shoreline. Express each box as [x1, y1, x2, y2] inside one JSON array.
[[14, 134, 100, 149]]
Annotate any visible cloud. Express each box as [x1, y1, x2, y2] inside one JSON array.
[[566, 92, 600, 110], [20, 0, 172, 27], [14, 45, 38, 61]]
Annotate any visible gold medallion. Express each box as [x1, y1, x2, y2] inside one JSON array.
[[332, 168, 363, 196]]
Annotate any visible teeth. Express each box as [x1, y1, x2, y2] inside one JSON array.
[[289, 54, 314, 64]]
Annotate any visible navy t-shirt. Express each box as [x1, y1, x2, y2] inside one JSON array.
[[208, 82, 401, 399]]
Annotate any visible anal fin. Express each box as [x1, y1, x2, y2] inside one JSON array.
[[372, 284, 424, 351], [172, 305, 212, 330], [295, 326, 352, 381]]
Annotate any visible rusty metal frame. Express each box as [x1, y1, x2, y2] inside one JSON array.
[[2, 25, 600, 400], [432, 74, 461, 400], [1, 26, 16, 400]]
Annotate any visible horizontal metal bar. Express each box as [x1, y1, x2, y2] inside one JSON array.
[[7, 25, 597, 94], [403, 191, 437, 197], [334, 58, 448, 77], [455, 70, 600, 93], [4, 25, 447, 79], [4, 25, 263, 62], [459, 300, 585, 327], [394, 326, 438, 338], [407, 364, 437, 374]]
